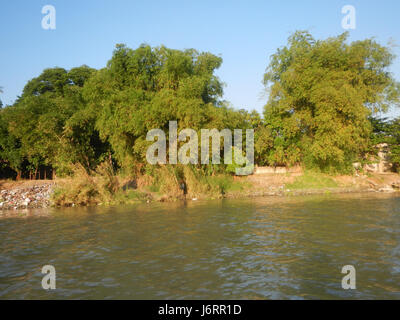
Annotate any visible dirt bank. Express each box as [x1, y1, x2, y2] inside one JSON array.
[[225, 172, 400, 198]]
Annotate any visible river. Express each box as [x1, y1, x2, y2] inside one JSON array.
[[0, 192, 399, 299]]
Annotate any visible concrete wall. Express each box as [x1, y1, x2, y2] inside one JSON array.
[[254, 165, 302, 175], [354, 143, 393, 173]]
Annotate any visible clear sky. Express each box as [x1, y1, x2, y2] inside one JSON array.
[[1, 0, 400, 118]]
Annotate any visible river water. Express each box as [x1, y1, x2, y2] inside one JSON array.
[[0, 193, 399, 299]]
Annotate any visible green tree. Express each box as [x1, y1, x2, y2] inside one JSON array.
[[5, 66, 104, 176], [82, 44, 226, 173], [262, 31, 400, 172], [0, 107, 24, 178]]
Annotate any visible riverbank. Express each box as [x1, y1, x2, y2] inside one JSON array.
[[1, 171, 399, 210], [0, 180, 55, 210]]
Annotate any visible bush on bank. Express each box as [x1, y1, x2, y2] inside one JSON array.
[[51, 163, 246, 206]]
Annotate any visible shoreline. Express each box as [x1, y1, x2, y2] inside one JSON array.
[[1, 172, 399, 211], [0, 181, 54, 210]]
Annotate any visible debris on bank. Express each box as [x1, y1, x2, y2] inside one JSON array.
[[0, 183, 54, 210]]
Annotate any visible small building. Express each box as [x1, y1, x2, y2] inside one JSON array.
[[359, 143, 393, 173]]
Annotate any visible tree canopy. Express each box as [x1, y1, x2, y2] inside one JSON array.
[[261, 31, 400, 172], [0, 33, 399, 179], [82, 44, 229, 172], [0, 44, 250, 178]]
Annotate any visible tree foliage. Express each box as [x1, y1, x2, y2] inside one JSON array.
[[261, 31, 400, 172], [0, 45, 248, 178], [0, 65, 106, 176], [82, 44, 225, 170], [0, 35, 399, 179]]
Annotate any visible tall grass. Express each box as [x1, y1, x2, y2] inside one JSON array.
[[52, 163, 102, 206], [145, 165, 244, 200], [183, 165, 246, 198], [183, 166, 214, 198], [52, 162, 247, 207], [157, 166, 184, 200], [52, 162, 146, 206]]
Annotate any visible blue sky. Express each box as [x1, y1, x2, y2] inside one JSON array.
[[1, 0, 400, 118]]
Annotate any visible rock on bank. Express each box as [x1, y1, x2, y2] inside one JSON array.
[[0, 181, 54, 210]]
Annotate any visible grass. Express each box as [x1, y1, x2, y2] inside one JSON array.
[[286, 171, 338, 190], [111, 189, 149, 205], [183, 166, 248, 197], [146, 165, 247, 199], [52, 164, 102, 206], [51, 163, 250, 207], [51, 162, 148, 206]]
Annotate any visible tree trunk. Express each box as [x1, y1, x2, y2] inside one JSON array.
[[109, 151, 113, 169]]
